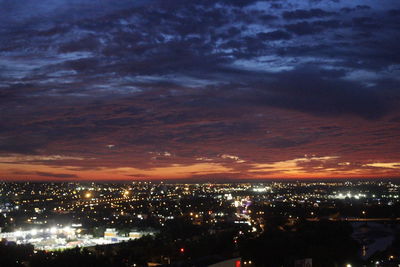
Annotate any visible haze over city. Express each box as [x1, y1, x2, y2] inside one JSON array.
[[1, 0, 400, 181]]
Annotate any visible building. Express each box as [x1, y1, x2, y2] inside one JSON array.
[[104, 228, 118, 239]]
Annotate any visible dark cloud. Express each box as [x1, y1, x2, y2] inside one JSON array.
[[270, 3, 283, 9], [251, 69, 392, 119], [388, 9, 400, 16], [352, 17, 381, 29], [340, 7, 354, 13], [284, 20, 342, 35], [356, 5, 371, 10], [285, 21, 320, 35], [35, 172, 78, 179], [0, 136, 45, 155], [257, 30, 292, 40], [282, 9, 336, 19]]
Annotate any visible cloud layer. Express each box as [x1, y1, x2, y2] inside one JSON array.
[[0, 0, 399, 180]]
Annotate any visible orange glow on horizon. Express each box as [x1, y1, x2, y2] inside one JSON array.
[[0, 153, 399, 181]]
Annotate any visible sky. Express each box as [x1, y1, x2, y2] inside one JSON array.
[[0, 0, 400, 181]]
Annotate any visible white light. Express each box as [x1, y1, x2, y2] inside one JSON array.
[[253, 187, 266, 192]]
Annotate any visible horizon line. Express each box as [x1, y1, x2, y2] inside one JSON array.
[[1, 177, 399, 183]]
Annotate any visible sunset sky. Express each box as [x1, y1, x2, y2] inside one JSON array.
[[1, 0, 399, 180]]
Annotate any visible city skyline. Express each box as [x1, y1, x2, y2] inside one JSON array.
[[1, 0, 400, 180]]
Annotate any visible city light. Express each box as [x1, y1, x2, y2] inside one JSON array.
[[0, 180, 398, 265]]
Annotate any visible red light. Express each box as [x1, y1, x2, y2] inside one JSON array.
[[235, 260, 241, 267], [180, 248, 185, 253]]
